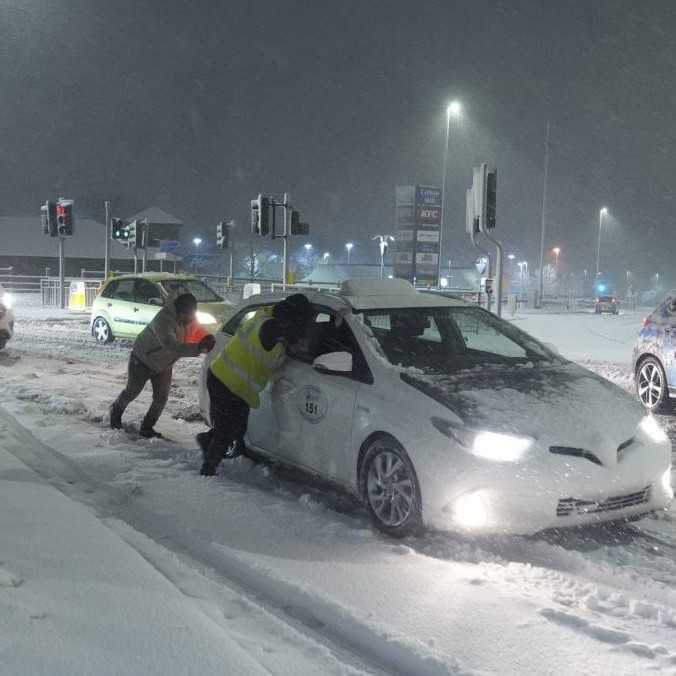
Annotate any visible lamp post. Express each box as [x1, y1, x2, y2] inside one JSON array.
[[192, 237, 202, 272], [304, 243, 313, 253], [552, 246, 560, 269], [595, 207, 608, 282], [345, 242, 354, 265], [439, 100, 462, 286], [372, 235, 395, 279], [322, 252, 330, 264]]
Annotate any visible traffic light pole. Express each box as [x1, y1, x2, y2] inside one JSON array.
[[58, 236, 66, 309], [104, 200, 111, 279], [282, 192, 290, 290]]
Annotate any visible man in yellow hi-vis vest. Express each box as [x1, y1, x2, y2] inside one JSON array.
[[197, 294, 314, 476]]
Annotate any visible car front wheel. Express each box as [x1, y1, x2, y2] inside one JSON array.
[[92, 317, 114, 344], [360, 436, 422, 537], [636, 357, 670, 412]]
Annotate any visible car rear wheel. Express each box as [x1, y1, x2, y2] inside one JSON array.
[[360, 437, 422, 538], [636, 357, 670, 412], [92, 317, 114, 344]]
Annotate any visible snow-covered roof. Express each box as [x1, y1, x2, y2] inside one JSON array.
[[127, 206, 183, 225], [302, 263, 393, 285], [0, 217, 134, 259]]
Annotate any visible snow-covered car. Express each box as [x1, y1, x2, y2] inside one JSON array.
[[90, 273, 230, 343], [200, 279, 673, 537], [0, 284, 14, 350], [633, 290, 676, 411], [595, 295, 619, 315]]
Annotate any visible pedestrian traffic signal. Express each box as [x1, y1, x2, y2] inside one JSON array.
[[251, 194, 271, 236], [127, 220, 137, 248], [41, 200, 57, 237], [56, 199, 74, 236], [290, 209, 309, 236], [111, 218, 130, 243]]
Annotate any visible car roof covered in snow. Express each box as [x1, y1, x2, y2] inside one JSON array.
[[240, 279, 469, 312]]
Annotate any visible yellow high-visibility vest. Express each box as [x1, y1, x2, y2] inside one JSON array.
[[210, 308, 286, 408]]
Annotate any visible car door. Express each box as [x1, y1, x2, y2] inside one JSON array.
[[133, 279, 165, 333], [107, 278, 138, 337], [272, 309, 367, 483]]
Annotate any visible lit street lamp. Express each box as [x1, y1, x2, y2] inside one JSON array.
[[439, 99, 463, 286], [304, 243, 313, 254], [595, 207, 608, 281], [322, 252, 330, 264], [192, 237, 202, 250], [372, 234, 395, 279], [552, 246, 561, 268], [345, 242, 354, 264]]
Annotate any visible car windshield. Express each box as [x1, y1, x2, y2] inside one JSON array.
[[159, 279, 222, 303], [598, 296, 614, 302], [357, 306, 558, 373]]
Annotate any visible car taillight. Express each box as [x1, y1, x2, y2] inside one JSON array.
[[642, 317, 652, 327]]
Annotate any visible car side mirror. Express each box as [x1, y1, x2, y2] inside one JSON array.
[[312, 351, 353, 375]]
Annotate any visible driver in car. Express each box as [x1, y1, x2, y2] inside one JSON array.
[[197, 293, 314, 476]]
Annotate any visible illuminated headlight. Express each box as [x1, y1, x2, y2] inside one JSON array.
[[661, 466, 673, 499], [1, 293, 12, 309], [196, 311, 216, 325], [472, 432, 533, 462], [452, 491, 490, 530], [639, 415, 669, 444], [431, 418, 533, 462]]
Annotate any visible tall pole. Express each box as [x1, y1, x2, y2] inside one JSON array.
[[58, 237, 65, 309], [282, 192, 290, 290], [104, 200, 111, 279], [537, 121, 550, 307], [438, 110, 451, 287], [595, 208, 605, 281]]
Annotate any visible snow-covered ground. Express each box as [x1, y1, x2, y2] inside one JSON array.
[[2, 299, 676, 675]]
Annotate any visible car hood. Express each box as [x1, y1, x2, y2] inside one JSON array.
[[401, 361, 646, 466]]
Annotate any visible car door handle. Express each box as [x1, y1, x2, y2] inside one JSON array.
[[133, 307, 139, 312]]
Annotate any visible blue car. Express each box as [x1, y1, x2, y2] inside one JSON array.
[[633, 291, 676, 411]]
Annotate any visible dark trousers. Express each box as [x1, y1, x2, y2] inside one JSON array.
[[113, 354, 173, 429], [205, 370, 250, 458]]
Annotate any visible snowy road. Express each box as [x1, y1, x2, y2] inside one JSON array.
[[2, 306, 676, 674]]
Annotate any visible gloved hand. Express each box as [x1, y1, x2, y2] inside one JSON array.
[[199, 334, 216, 353]]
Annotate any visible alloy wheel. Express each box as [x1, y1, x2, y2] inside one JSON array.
[[366, 448, 416, 528], [93, 318, 111, 343], [638, 361, 664, 409]]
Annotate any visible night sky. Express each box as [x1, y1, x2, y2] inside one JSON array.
[[2, 0, 675, 285]]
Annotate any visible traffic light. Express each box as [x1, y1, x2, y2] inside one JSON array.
[[41, 200, 57, 237], [111, 218, 130, 243], [127, 220, 137, 248], [485, 169, 497, 230], [290, 209, 309, 236], [250, 194, 271, 236], [216, 220, 231, 249], [56, 199, 74, 236]]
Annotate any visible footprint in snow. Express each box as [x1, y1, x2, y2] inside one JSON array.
[[0, 567, 24, 588]]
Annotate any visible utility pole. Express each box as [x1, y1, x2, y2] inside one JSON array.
[[104, 200, 111, 279], [282, 192, 290, 289], [58, 236, 65, 309], [537, 121, 550, 307]]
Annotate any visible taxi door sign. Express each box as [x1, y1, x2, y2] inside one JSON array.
[[298, 385, 328, 423]]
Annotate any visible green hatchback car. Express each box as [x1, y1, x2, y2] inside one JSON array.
[[90, 273, 230, 343]]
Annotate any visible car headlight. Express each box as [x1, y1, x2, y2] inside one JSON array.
[[661, 466, 673, 499], [452, 490, 491, 529], [196, 311, 216, 325], [431, 418, 533, 462], [639, 415, 669, 444], [1, 293, 12, 309]]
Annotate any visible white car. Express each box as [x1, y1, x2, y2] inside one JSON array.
[[0, 284, 14, 350], [199, 279, 673, 537]]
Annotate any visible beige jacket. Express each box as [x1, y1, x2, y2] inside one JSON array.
[[132, 302, 201, 373]]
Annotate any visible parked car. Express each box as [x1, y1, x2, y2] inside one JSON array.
[[199, 279, 673, 537], [634, 290, 676, 411], [0, 284, 14, 350], [595, 295, 619, 314], [90, 273, 230, 344]]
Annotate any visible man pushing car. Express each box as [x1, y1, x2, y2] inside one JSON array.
[[110, 293, 215, 437], [197, 293, 314, 475]]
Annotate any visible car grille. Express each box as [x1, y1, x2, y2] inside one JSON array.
[[556, 486, 651, 517]]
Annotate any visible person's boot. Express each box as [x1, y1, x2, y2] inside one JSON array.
[[196, 432, 211, 454], [109, 404, 123, 430], [200, 442, 223, 476], [139, 427, 163, 439]]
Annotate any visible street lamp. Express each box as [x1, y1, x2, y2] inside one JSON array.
[[322, 252, 330, 264], [595, 207, 608, 281], [192, 237, 202, 249], [304, 243, 313, 252], [372, 234, 395, 279], [552, 247, 561, 268], [345, 242, 354, 264], [439, 99, 463, 286]]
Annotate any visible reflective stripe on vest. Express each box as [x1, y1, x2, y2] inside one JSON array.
[[210, 309, 285, 408]]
